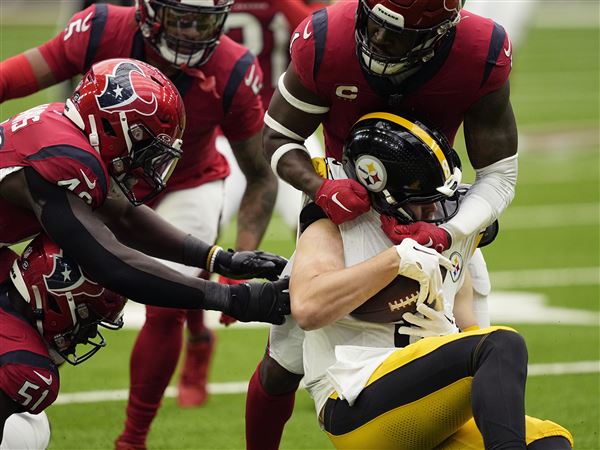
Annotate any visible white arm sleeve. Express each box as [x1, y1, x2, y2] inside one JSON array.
[[442, 154, 518, 242]]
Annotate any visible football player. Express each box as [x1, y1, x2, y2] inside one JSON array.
[[220, 0, 329, 234], [288, 112, 572, 449], [0, 235, 128, 448], [0, 56, 290, 448], [0, 0, 280, 424], [247, 0, 515, 447]]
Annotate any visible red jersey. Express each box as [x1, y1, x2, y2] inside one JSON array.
[[0, 103, 109, 247], [0, 279, 59, 414], [290, 1, 512, 159], [38, 4, 264, 196], [226, 1, 326, 105]]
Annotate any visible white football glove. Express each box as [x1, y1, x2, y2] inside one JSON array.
[[398, 303, 460, 338], [395, 238, 453, 306]]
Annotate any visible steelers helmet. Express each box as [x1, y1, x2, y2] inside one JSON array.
[[342, 112, 462, 224]]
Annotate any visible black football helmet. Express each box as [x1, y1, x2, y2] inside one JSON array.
[[343, 112, 462, 224]]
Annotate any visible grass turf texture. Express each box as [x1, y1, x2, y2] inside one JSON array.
[[0, 16, 598, 450]]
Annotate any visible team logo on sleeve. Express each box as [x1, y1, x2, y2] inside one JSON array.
[[448, 251, 463, 282], [96, 62, 158, 116], [43, 253, 104, 298]]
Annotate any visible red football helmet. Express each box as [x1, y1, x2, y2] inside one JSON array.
[[136, 0, 234, 67], [64, 58, 186, 205], [9, 235, 127, 365], [355, 0, 463, 76]]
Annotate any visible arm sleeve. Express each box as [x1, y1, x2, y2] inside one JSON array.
[[220, 53, 265, 141], [0, 54, 39, 103], [24, 168, 230, 311], [441, 154, 517, 242]]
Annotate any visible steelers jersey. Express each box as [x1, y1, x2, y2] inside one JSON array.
[[301, 157, 483, 416]]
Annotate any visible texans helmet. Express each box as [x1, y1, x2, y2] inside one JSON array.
[[137, 0, 233, 67], [63, 58, 186, 205], [343, 112, 462, 224], [10, 235, 127, 365], [355, 0, 463, 76]]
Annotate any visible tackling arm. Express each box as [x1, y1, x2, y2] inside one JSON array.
[[263, 64, 328, 199], [230, 131, 278, 251], [442, 81, 518, 242], [0, 48, 56, 103]]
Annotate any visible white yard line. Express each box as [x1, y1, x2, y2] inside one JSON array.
[[501, 203, 599, 229], [53, 360, 600, 406], [491, 267, 600, 288]]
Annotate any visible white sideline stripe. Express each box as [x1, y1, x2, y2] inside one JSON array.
[[501, 203, 599, 229], [53, 361, 600, 406], [527, 361, 600, 376], [491, 267, 600, 288]]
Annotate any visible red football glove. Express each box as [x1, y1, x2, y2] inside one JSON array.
[[314, 179, 370, 225], [217, 276, 247, 326], [380, 215, 451, 253]]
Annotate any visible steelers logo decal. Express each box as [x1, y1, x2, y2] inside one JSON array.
[[449, 251, 463, 282], [355, 155, 387, 192]]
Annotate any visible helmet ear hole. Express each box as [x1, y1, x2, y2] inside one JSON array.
[[46, 294, 62, 314], [101, 118, 117, 137]]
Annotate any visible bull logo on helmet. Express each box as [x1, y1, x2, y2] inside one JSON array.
[[96, 62, 158, 116], [43, 253, 105, 298]]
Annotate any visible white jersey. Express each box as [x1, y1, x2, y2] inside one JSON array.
[[301, 158, 484, 415]]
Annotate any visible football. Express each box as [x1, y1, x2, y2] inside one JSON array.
[[350, 275, 421, 323]]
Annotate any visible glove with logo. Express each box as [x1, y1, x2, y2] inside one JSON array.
[[395, 238, 453, 306], [381, 215, 451, 253], [217, 276, 245, 326], [398, 302, 459, 338], [315, 179, 371, 225], [208, 247, 287, 281], [226, 277, 290, 325]]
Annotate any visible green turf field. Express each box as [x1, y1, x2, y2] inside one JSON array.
[[1, 10, 599, 450]]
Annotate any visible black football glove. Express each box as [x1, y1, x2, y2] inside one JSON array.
[[210, 247, 288, 281], [225, 277, 290, 325]]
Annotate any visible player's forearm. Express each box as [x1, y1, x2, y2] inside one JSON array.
[[0, 54, 39, 102], [263, 127, 323, 198], [292, 248, 399, 330], [236, 173, 277, 250]]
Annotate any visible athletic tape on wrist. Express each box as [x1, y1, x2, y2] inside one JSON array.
[[270, 143, 310, 177], [264, 111, 307, 141], [277, 74, 330, 114]]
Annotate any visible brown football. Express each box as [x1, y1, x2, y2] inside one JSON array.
[[350, 275, 420, 323]]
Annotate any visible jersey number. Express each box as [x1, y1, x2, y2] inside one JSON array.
[[58, 178, 93, 205], [10, 105, 49, 132], [17, 381, 49, 412], [63, 11, 93, 41], [225, 12, 290, 89]]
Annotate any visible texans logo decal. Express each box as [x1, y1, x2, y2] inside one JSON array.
[[96, 62, 158, 116], [43, 253, 104, 297]]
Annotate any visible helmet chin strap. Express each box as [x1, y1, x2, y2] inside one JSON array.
[[119, 112, 133, 153], [87, 115, 100, 153]]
